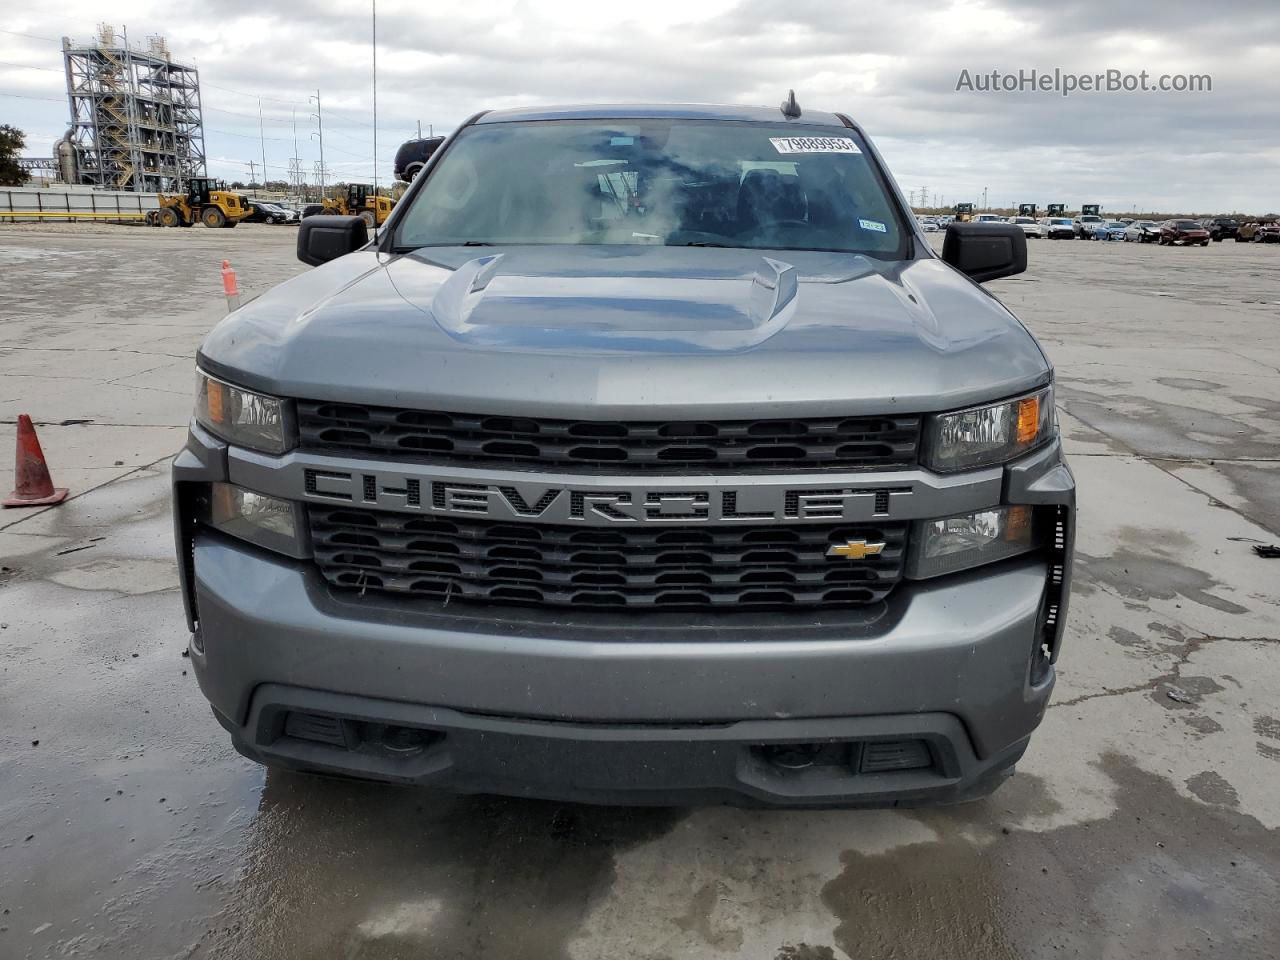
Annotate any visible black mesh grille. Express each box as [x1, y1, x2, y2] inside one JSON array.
[[297, 401, 921, 473], [309, 507, 908, 611]]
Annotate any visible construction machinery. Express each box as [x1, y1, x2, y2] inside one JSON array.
[[953, 202, 975, 222], [151, 177, 253, 228], [312, 183, 396, 227]]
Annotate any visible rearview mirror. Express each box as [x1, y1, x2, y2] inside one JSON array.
[[297, 215, 369, 267], [941, 222, 1027, 283]]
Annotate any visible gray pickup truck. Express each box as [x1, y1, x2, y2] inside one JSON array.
[[173, 100, 1074, 806]]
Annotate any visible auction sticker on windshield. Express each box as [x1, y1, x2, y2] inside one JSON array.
[[769, 137, 862, 154]]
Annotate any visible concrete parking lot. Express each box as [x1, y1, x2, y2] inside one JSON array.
[[2, 224, 1278, 959]]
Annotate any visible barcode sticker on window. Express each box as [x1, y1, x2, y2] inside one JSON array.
[[769, 137, 862, 155]]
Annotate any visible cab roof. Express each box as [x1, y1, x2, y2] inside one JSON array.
[[475, 103, 851, 127]]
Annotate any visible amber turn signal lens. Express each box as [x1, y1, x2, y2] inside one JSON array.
[[1016, 395, 1041, 445], [1003, 504, 1033, 543], [206, 377, 226, 424]]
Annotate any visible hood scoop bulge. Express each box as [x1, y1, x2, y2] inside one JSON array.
[[424, 253, 800, 353]]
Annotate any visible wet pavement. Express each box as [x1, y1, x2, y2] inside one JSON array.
[[2, 225, 1278, 959]]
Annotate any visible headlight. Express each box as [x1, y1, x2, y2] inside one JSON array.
[[923, 387, 1053, 472], [908, 505, 1039, 579], [195, 370, 293, 454], [208, 482, 307, 557]]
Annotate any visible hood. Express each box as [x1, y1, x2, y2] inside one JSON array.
[[198, 245, 1050, 419]]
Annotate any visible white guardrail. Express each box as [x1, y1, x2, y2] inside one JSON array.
[[0, 187, 160, 223]]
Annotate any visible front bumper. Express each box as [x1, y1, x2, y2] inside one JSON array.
[[174, 427, 1075, 806]]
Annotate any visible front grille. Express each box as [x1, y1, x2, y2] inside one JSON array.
[[297, 401, 921, 473], [310, 506, 908, 611]]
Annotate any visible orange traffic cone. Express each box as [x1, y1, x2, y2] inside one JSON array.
[[4, 415, 69, 508]]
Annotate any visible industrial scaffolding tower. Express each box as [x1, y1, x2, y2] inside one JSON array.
[[62, 25, 207, 192]]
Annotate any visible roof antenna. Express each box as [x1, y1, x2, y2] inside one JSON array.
[[780, 89, 802, 119]]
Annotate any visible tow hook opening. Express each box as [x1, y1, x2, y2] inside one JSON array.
[[280, 710, 443, 757], [757, 739, 934, 775]]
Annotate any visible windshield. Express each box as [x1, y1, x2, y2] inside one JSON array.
[[1049, 218, 1072, 225], [1081, 216, 1102, 222], [1175, 220, 1201, 228], [395, 119, 907, 257]]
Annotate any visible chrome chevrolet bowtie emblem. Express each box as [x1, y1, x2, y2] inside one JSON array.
[[826, 540, 885, 560]]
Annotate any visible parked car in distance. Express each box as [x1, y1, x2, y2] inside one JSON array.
[[1072, 214, 1104, 239], [1160, 219, 1210, 246], [1011, 216, 1044, 238], [917, 217, 940, 232], [1040, 217, 1075, 239], [393, 135, 447, 183], [1199, 217, 1238, 241], [973, 213, 1006, 223], [1094, 221, 1127, 242], [250, 200, 300, 224], [1123, 220, 1160, 243], [1240, 220, 1280, 243]]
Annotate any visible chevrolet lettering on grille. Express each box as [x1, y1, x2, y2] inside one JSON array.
[[301, 468, 912, 525]]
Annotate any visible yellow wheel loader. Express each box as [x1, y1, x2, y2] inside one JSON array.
[[314, 183, 396, 227], [154, 178, 253, 228]]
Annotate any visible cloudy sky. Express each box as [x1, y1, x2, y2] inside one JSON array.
[[3, 0, 1278, 213]]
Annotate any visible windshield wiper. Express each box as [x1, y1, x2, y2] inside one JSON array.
[[685, 241, 727, 247], [462, 240, 494, 246]]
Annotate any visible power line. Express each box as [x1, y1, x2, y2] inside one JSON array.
[[0, 90, 63, 102], [0, 28, 61, 43], [0, 60, 62, 73]]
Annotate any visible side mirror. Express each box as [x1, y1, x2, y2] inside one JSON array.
[[941, 222, 1027, 283], [297, 215, 369, 267]]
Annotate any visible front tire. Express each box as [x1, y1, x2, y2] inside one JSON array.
[[359, 210, 377, 229], [159, 206, 181, 228], [201, 206, 227, 228]]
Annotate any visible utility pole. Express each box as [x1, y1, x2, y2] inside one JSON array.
[[920, 186, 928, 210], [310, 91, 326, 194], [372, 0, 379, 194], [257, 97, 268, 188], [246, 159, 258, 185], [417, 120, 422, 138], [290, 108, 303, 200], [982, 186, 988, 210]]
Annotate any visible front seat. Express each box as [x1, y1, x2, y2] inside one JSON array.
[[736, 170, 806, 234]]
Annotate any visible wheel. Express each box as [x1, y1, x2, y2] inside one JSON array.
[[159, 206, 181, 228], [1200, 240, 1209, 246], [201, 206, 227, 228], [359, 210, 377, 229]]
